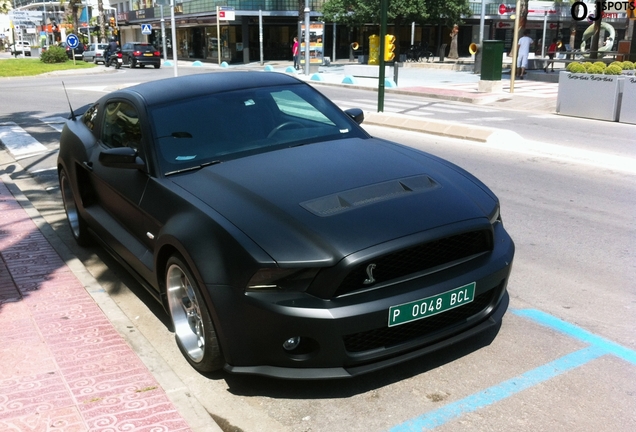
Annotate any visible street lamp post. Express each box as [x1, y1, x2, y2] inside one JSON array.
[[304, 3, 310, 75]]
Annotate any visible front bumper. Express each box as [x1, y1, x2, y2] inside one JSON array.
[[210, 224, 514, 379]]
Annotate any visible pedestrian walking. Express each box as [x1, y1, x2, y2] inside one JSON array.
[[517, 30, 533, 79], [448, 25, 459, 59], [544, 38, 558, 72], [292, 37, 300, 70]]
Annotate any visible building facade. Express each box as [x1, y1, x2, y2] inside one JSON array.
[[5, 1, 634, 62]]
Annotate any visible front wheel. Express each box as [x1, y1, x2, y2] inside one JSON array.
[[166, 255, 223, 372], [128, 57, 135, 68], [59, 168, 91, 246]]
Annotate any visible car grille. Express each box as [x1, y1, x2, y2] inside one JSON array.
[[334, 230, 492, 297], [343, 287, 497, 353]]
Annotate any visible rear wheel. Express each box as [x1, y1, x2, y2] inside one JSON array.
[[166, 255, 223, 372], [59, 168, 91, 246], [128, 57, 135, 68]]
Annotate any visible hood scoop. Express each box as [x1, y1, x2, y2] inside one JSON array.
[[300, 174, 439, 217]]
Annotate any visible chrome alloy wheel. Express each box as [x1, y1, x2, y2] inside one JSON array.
[[166, 263, 206, 363], [59, 169, 81, 240]]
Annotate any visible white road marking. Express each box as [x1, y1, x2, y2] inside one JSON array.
[[40, 117, 68, 132], [0, 122, 47, 158]]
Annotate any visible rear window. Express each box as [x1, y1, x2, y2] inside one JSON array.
[[134, 44, 155, 52], [97, 44, 108, 50]]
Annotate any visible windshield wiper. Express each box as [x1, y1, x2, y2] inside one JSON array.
[[165, 160, 221, 176]]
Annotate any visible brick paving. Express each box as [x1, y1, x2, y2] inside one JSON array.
[[0, 180, 193, 431]]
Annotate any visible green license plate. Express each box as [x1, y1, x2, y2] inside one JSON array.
[[388, 282, 476, 327]]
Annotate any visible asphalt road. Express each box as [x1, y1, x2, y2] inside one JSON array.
[[1, 68, 634, 431]]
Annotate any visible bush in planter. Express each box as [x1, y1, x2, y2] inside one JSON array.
[[609, 61, 623, 69], [567, 62, 586, 73], [604, 64, 623, 75], [40, 46, 68, 64], [621, 61, 635, 70], [586, 64, 605, 74], [593, 61, 606, 70]]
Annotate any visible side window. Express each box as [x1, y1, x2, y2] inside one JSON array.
[[82, 103, 99, 132], [101, 101, 142, 150]]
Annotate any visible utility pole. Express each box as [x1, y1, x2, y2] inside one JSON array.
[[378, 0, 388, 112]]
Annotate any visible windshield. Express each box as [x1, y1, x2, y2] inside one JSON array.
[[151, 83, 367, 175]]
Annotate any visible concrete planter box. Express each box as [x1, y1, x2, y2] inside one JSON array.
[[619, 76, 636, 124], [556, 72, 624, 122]]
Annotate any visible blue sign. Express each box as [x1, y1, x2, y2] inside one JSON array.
[[141, 24, 152, 35], [66, 34, 80, 49]]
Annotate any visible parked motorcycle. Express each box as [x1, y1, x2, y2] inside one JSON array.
[[104, 49, 122, 69]]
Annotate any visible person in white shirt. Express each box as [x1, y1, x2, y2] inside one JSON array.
[[517, 30, 533, 79]]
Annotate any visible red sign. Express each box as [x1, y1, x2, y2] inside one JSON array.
[[499, 4, 514, 14]]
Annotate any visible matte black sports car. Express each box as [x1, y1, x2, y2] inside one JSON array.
[[58, 72, 514, 379]]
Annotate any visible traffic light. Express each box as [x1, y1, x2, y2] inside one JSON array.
[[109, 17, 115, 27], [384, 34, 395, 62]]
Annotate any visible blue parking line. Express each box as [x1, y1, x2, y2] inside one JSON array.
[[389, 309, 636, 431], [512, 309, 636, 366], [389, 346, 605, 432]]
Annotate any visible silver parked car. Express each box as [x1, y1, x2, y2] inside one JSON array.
[[83, 43, 109, 64]]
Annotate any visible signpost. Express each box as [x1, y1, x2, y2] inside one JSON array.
[[66, 33, 80, 64]]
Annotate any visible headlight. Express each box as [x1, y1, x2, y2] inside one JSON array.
[[489, 203, 501, 225], [246, 268, 320, 292]]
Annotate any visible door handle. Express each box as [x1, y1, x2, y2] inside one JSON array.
[[83, 161, 93, 171]]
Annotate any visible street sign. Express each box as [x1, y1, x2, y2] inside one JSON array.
[[219, 6, 235, 21], [141, 24, 152, 35], [66, 34, 80, 49]]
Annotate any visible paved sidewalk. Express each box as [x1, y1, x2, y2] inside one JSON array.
[[0, 175, 219, 431]]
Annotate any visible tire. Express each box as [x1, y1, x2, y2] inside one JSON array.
[[166, 255, 223, 372], [59, 168, 91, 246], [128, 57, 135, 68], [140, 64, 146, 68], [154, 64, 161, 69]]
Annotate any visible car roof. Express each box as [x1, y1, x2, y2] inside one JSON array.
[[116, 72, 304, 107]]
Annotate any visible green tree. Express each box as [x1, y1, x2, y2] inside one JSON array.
[[321, 0, 470, 27]]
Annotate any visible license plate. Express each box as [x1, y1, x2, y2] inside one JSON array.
[[144, 53, 153, 56], [388, 282, 475, 327]]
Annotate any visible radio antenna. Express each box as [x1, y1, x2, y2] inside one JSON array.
[[62, 81, 76, 121]]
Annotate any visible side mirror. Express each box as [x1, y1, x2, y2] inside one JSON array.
[[345, 108, 364, 125], [99, 147, 145, 170]]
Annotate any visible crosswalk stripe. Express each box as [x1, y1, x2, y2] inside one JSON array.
[[0, 122, 48, 158], [418, 106, 470, 114], [40, 117, 69, 133], [467, 117, 509, 122], [351, 98, 421, 109]]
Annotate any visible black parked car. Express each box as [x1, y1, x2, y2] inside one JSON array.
[[57, 72, 514, 379], [120, 42, 161, 68], [58, 41, 86, 60]]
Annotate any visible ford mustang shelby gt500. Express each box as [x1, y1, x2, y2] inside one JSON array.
[[58, 72, 514, 379]]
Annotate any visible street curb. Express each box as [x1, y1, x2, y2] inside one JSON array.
[[364, 111, 498, 142], [0, 153, 222, 432]]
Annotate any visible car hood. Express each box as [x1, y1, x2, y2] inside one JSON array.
[[170, 137, 497, 265]]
